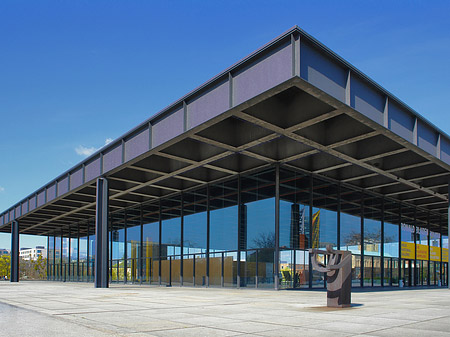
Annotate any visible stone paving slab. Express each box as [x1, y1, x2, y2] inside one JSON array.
[[0, 282, 449, 336]]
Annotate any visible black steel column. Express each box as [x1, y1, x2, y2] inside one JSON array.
[[308, 174, 313, 289], [47, 235, 50, 280], [448, 182, 450, 289], [221, 252, 224, 287], [109, 216, 113, 280], [206, 185, 210, 287], [381, 198, 385, 287], [413, 210, 417, 287], [124, 211, 127, 284], [140, 206, 144, 285], [360, 193, 364, 288], [95, 177, 109, 288], [86, 228, 90, 282], [427, 213, 431, 286], [158, 200, 162, 285], [274, 164, 280, 290], [68, 227, 71, 281], [237, 175, 242, 288], [10, 220, 19, 282], [77, 224, 80, 282], [180, 193, 184, 286], [290, 204, 300, 249], [53, 233, 56, 281], [337, 183, 341, 250], [440, 221, 443, 286], [398, 204, 402, 286], [60, 229, 63, 281]]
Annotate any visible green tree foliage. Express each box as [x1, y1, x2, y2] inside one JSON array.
[[19, 256, 47, 280], [0, 255, 11, 279]]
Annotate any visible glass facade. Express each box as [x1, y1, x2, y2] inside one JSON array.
[[45, 166, 449, 289]]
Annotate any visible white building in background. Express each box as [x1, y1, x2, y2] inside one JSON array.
[[0, 249, 10, 256], [19, 246, 47, 260]]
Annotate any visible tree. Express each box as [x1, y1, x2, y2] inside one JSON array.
[[249, 232, 275, 263], [343, 230, 394, 247], [252, 232, 275, 249], [0, 255, 10, 279], [19, 256, 47, 280]]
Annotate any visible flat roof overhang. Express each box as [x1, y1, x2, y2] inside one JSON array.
[[1, 27, 449, 236]]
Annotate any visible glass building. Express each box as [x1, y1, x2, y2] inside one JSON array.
[[2, 27, 449, 289], [44, 166, 449, 288]]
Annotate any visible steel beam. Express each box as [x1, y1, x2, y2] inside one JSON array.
[[23, 151, 233, 233], [95, 178, 109, 288], [326, 130, 379, 149], [236, 112, 447, 202]]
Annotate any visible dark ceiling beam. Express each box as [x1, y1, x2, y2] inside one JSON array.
[[326, 130, 379, 149], [23, 150, 234, 233], [409, 172, 450, 182], [280, 149, 319, 163], [365, 181, 400, 190], [313, 162, 352, 174], [286, 109, 345, 132], [342, 173, 377, 183], [385, 161, 431, 173], [360, 148, 409, 162], [236, 111, 447, 202]]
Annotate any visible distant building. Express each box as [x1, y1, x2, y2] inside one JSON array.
[[0, 249, 10, 256], [19, 246, 47, 261]]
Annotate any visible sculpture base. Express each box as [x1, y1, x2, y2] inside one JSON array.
[[327, 301, 351, 308]]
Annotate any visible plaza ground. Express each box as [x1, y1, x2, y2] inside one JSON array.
[[0, 282, 449, 336]]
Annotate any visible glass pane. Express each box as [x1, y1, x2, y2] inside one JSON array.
[[143, 202, 159, 284], [127, 207, 141, 283], [111, 212, 125, 282], [55, 236, 61, 280], [194, 253, 207, 286], [373, 256, 381, 286], [223, 252, 238, 287], [79, 235, 87, 281], [279, 169, 310, 250], [161, 196, 181, 285], [210, 179, 238, 253], [209, 252, 223, 287], [383, 257, 391, 286], [241, 169, 275, 288], [384, 202, 399, 259], [241, 250, 256, 288], [279, 250, 294, 289], [312, 178, 338, 249], [241, 170, 275, 250], [48, 236, 54, 265], [363, 256, 372, 286], [183, 188, 207, 254], [341, 190, 362, 255], [183, 254, 194, 286], [363, 196, 382, 256], [88, 224, 95, 282], [392, 258, 399, 286], [352, 255, 361, 287]]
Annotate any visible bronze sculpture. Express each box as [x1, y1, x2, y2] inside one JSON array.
[[309, 245, 352, 308]]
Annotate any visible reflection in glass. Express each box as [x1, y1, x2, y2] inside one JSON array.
[[143, 202, 159, 284], [161, 196, 181, 285]]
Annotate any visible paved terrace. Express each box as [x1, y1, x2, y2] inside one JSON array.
[[0, 282, 449, 336]]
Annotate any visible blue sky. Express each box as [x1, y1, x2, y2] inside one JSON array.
[[1, 1, 449, 249]]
